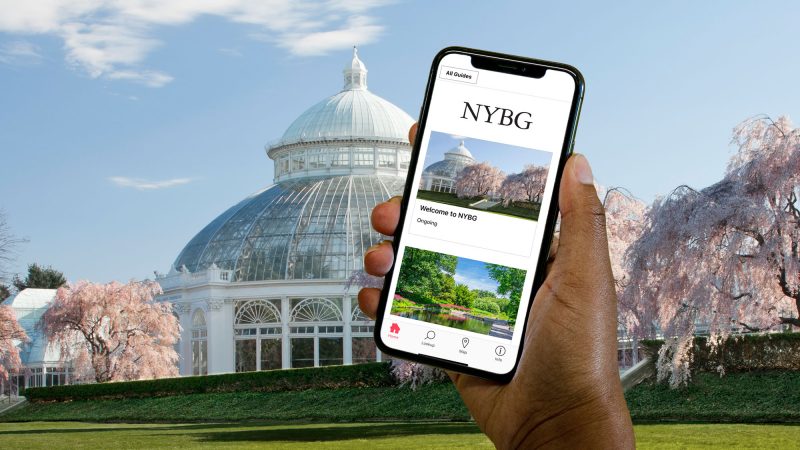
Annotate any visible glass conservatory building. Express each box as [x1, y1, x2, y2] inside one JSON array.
[[419, 141, 475, 193], [157, 49, 413, 376]]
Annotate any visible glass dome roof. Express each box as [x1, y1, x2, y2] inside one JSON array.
[[279, 90, 413, 145], [423, 141, 476, 178], [174, 175, 405, 282], [276, 48, 413, 146], [171, 49, 412, 283]]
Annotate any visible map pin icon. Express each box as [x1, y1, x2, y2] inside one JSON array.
[[462, 337, 469, 348]]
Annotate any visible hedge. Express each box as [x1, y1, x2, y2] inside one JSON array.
[[24, 362, 396, 402], [641, 332, 800, 374]]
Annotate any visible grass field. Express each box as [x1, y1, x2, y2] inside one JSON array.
[[0, 421, 798, 449]]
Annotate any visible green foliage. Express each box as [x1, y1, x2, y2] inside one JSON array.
[[23, 363, 395, 402], [486, 264, 526, 320], [493, 297, 510, 311], [12, 263, 66, 291], [0, 284, 10, 301], [472, 298, 501, 315], [471, 289, 496, 299], [397, 248, 457, 298], [626, 371, 800, 423], [641, 333, 800, 375], [4, 383, 469, 423], [451, 284, 476, 308], [433, 272, 456, 303]]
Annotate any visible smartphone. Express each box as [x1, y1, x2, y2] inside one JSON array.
[[373, 47, 584, 381]]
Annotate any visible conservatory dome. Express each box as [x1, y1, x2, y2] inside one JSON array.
[[422, 140, 476, 178], [419, 140, 476, 194], [171, 48, 412, 282], [273, 47, 413, 148]]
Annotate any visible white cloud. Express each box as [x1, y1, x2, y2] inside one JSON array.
[[0, 40, 43, 65], [109, 176, 193, 190], [0, 0, 391, 87], [106, 69, 174, 87], [278, 15, 382, 56]]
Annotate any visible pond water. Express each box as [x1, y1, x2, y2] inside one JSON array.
[[392, 307, 493, 335]]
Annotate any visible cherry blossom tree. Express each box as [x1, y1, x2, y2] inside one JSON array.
[[499, 164, 549, 206], [454, 162, 505, 199], [621, 116, 800, 387], [40, 280, 180, 383], [0, 304, 27, 383], [498, 173, 526, 206], [600, 187, 648, 366]]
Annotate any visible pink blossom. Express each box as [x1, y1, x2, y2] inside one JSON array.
[[0, 305, 27, 382], [40, 280, 180, 383]]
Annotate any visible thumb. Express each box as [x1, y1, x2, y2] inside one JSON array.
[[549, 154, 616, 309]]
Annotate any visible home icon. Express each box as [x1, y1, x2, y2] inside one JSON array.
[[390, 323, 401, 334]]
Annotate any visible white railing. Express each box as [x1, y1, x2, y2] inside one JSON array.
[[157, 266, 233, 291]]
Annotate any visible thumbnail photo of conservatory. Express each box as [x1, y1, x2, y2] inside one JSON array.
[[391, 246, 526, 340], [418, 131, 552, 221]]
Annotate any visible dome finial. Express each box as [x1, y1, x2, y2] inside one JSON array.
[[343, 46, 368, 91]]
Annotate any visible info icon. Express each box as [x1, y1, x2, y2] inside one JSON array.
[[495, 346, 506, 357]]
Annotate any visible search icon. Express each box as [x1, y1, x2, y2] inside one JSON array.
[[424, 330, 436, 340]]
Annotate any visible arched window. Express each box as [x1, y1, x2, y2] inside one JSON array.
[[289, 298, 344, 368], [234, 300, 282, 373], [235, 300, 281, 324], [290, 298, 342, 322], [191, 309, 208, 376]]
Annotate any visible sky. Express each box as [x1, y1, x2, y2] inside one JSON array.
[[1, 1, 799, 283], [424, 131, 551, 175], [453, 258, 500, 295]]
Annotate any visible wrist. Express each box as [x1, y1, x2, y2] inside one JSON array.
[[508, 389, 634, 449]]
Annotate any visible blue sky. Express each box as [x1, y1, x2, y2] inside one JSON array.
[[453, 258, 501, 295], [1, 1, 798, 283], [424, 131, 551, 175]]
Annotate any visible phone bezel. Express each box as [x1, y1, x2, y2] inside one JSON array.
[[373, 46, 585, 382]]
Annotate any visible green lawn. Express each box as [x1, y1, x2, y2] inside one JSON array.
[[0, 421, 798, 449]]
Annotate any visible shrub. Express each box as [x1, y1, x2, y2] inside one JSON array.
[[24, 362, 394, 402], [641, 332, 800, 377], [452, 284, 476, 308], [473, 298, 501, 315]]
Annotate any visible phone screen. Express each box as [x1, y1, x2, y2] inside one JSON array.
[[380, 51, 580, 376]]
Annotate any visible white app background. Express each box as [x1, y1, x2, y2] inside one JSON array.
[[382, 53, 576, 374]]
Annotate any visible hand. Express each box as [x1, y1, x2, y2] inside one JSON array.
[[358, 124, 635, 449]]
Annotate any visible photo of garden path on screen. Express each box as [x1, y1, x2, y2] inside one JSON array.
[[391, 246, 526, 340], [418, 131, 552, 221]]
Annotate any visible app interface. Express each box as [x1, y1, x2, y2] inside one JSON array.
[[382, 53, 577, 374]]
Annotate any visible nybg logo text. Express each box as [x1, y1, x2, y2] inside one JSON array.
[[460, 101, 532, 130]]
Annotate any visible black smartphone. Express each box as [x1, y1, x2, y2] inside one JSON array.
[[373, 47, 584, 381]]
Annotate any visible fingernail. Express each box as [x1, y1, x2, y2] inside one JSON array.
[[388, 196, 403, 204], [365, 243, 382, 256], [572, 154, 594, 185]]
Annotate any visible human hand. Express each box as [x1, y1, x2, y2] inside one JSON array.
[[358, 124, 635, 449]]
